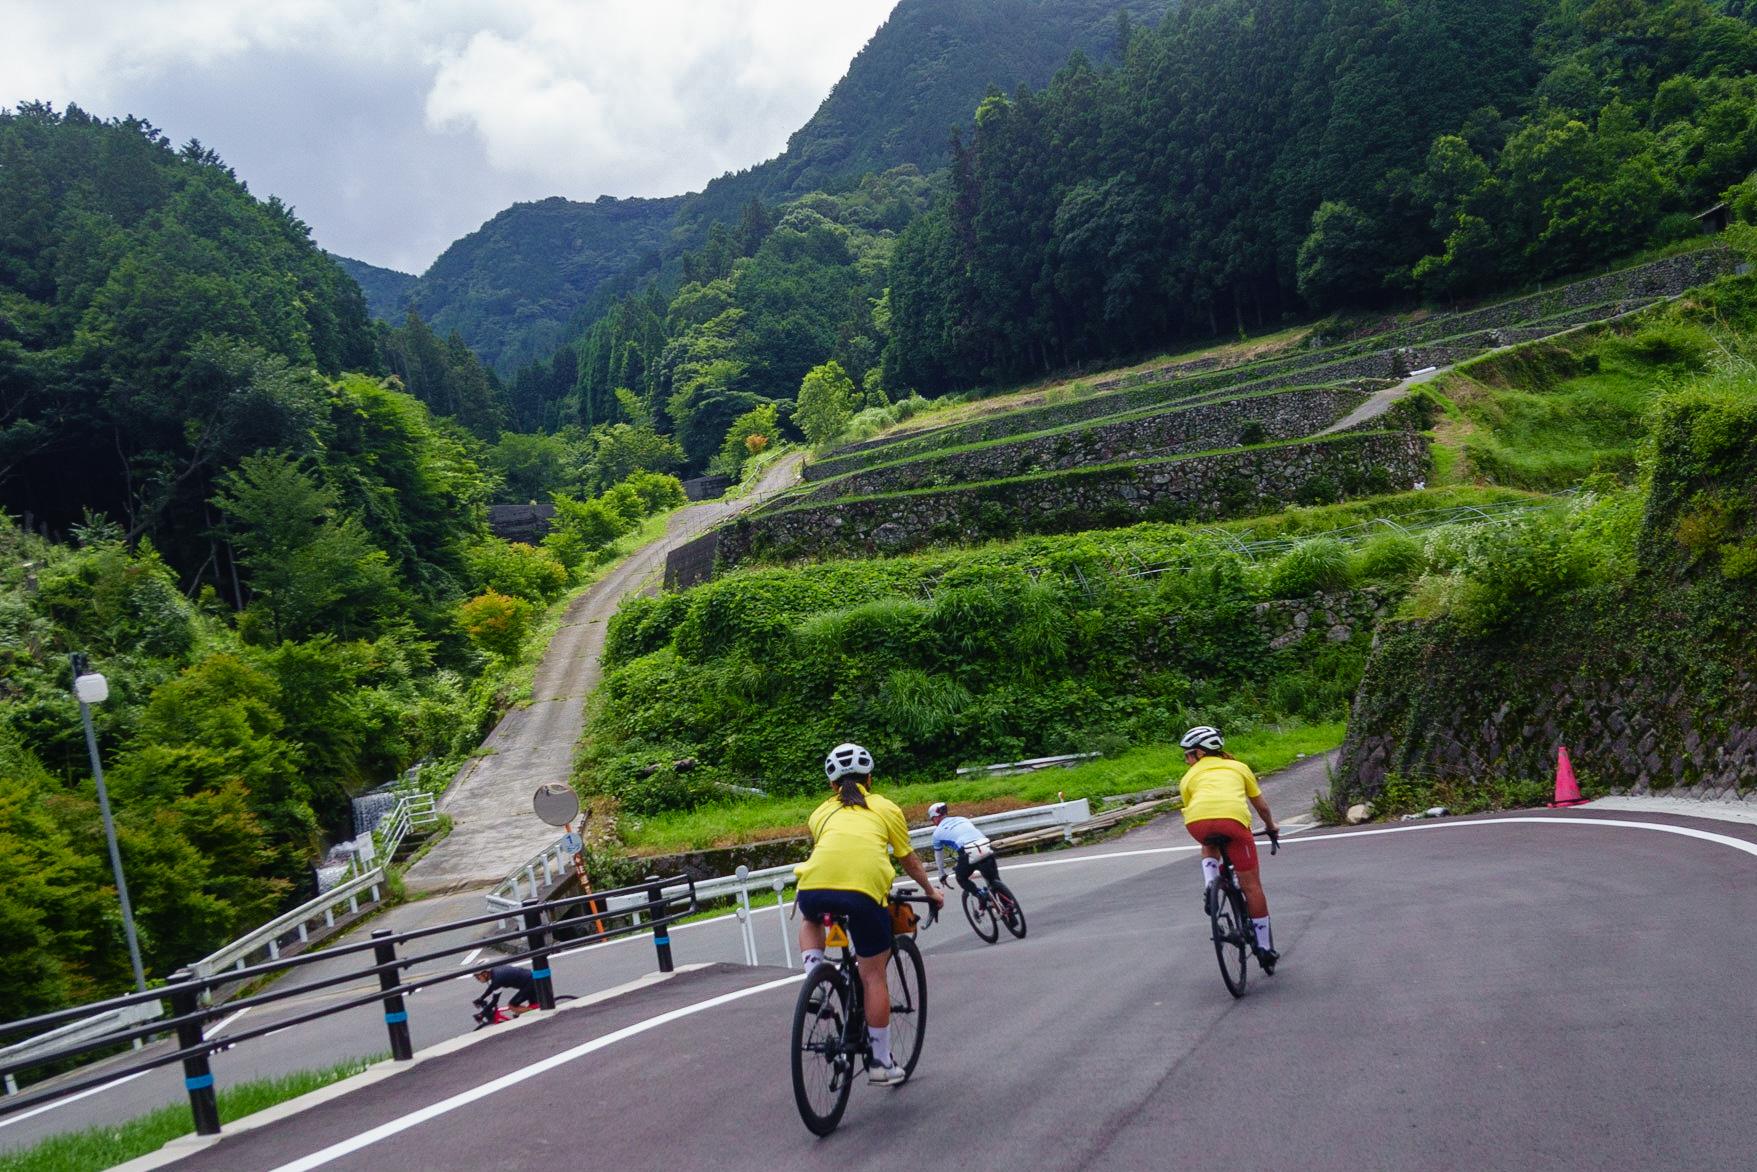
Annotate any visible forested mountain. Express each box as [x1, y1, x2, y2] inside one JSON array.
[[330, 252, 415, 321], [402, 194, 686, 376], [0, 105, 689, 1012], [885, 0, 1757, 390], [388, 0, 1164, 377]]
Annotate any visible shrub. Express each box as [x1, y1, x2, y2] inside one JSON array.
[[1268, 538, 1354, 597], [464, 540, 569, 603], [1351, 531, 1425, 584], [457, 590, 534, 659]]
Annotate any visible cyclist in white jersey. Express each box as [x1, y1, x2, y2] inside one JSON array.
[[927, 802, 1001, 898]]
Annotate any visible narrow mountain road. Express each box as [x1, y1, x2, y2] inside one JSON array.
[[404, 453, 805, 895]]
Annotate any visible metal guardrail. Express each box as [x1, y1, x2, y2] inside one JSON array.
[[0, 875, 696, 1136], [484, 797, 1093, 922], [189, 792, 439, 985], [0, 1002, 163, 1095]]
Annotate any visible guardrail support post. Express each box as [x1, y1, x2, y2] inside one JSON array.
[[521, 900, 557, 1011], [370, 930, 414, 1061], [644, 876, 674, 973], [773, 877, 792, 969], [168, 969, 221, 1136]]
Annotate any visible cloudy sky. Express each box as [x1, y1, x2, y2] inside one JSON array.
[[3, 1, 900, 273]]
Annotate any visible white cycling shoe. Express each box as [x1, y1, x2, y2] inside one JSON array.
[[867, 1061, 907, 1086]]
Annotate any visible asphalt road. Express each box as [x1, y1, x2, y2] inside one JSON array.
[[144, 809, 1756, 1172]]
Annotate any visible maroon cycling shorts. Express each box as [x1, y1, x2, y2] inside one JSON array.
[[1186, 818, 1259, 872]]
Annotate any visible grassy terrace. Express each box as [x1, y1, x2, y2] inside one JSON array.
[[795, 383, 1373, 503], [620, 720, 1347, 854], [815, 248, 1732, 476], [763, 429, 1419, 516]]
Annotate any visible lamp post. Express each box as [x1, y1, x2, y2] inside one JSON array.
[[70, 653, 148, 993]]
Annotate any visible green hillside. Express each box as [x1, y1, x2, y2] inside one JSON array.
[[328, 253, 415, 321]]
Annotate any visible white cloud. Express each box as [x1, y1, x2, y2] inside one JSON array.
[[0, 1, 898, 270]]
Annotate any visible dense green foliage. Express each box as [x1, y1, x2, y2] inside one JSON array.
[[583, 516, 1495, 814], [399, 0, 1162, 380], [555, 172, 933, 471], [885, 0, 1757, 390], [329, 253, 415, 321], [405, 194, 685, 377]]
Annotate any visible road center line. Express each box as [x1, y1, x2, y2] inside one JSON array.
[[268, 974, 798, 1172], [0, 1070, 150, 1129], [203, 1006, 251, 1041]]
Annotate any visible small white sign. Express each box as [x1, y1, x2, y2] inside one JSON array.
[[558, 832, 584, 856]]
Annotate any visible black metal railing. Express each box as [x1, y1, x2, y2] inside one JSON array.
[[0, 874, 696, 1137]]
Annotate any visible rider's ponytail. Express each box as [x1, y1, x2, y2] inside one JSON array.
[[837, 773, 870, 808]]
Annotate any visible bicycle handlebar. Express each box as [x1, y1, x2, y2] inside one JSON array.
[[892, 891, 941, 925], [1254, 826, 1280, 855]]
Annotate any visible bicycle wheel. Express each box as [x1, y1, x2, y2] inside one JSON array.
[[886, 936, 929, 1079], [961, 887, 1000, 943], [993, 881, 1027, 939], [791, 963, 853, 1136], [1210, 879, 1249, 998]]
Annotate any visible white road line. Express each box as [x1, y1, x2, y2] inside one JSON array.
[[203, 1006, 251, 1041], [458, 948, 481, 968], [268, 974, 798, 1171], [0, 1070, 150, 1129], [1277, 814, 1757, 859]]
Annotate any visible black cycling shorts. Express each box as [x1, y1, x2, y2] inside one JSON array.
[[797, 888, 892, 958]]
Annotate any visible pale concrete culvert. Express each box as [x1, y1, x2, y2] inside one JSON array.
[[402, 453, 805, 896]]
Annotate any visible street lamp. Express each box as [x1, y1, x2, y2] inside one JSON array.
[[70, 653, 148, 993]]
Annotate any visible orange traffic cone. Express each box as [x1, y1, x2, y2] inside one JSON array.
[[1549, 745, 1586, 807]]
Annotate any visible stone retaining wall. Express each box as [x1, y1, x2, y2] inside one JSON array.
[[1254, 589, 1393, 651], [799, 386, 1370, 503], [721, 431, 1430, 566], [814, 249, 1735, 477], [1335, 620, 1757, 802]]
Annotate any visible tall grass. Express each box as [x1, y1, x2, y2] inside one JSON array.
[[0, 1057, 382, 1172], [618, 720, 1346, 853]]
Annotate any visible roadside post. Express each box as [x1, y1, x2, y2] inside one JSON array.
[[773, 876, 792, 968], [645, 876, 675, 972], [734, 866, 757, 965], [521, 900, 557, 1010], [371, 930, 414, 1061], [167, 970, 220, 1135], [533, 783, 602, 933]]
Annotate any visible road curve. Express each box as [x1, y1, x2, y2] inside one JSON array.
[[404, 454, 805, 894], [159, 809, 1757, 1172]]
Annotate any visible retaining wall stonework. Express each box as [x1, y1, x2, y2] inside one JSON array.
[[815, 249, 1737, 478], [799, 386, 1370, 503], [1254, 589, 1393, 651], [721, 431, 1430, 566], [1335, 620, 1757, 802]]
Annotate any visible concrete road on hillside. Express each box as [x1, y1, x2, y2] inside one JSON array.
[[155, 809, 1756, 1171], [404, 453, 805, 896]]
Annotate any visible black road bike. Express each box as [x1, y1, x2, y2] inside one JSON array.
[[1205, 827, 1278, 999], [790, 893, 938, 1136], [957, 872, 1027, 944]]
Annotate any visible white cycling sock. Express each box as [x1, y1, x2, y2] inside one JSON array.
[[1201, 858, 1220, 886], [1252, 917, 1274, 951], [868, 1024, 893, 1067], [800, 948, 824, 971]]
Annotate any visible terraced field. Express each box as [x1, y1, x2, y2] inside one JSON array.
[[695, 248, 1737, 575]]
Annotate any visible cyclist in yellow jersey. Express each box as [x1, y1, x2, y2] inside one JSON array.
[[795, 742, 943, 1086], [1178, 725, 1281, 972]]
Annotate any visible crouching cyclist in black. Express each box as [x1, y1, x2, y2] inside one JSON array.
[[473, 964, 538, 1015]]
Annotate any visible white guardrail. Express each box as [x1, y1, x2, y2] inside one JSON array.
[[0, 1001, 163, 1095], [485, 798, 1092, 931], [188, 792, 438, 987]]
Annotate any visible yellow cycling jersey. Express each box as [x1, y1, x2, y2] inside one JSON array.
[[1179, 755, 1261, 828], [794, 788, 914, 905]]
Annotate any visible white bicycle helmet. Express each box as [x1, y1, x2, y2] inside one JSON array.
[[824, 742, 875, 781], [1179, 725, 1225, 752], [927, 801, 948, 821]]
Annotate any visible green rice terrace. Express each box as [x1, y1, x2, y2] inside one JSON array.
[[703, 248, 1737, 569], [584, 247, 1757, 849]]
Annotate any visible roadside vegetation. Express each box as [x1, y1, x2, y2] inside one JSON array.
[[0, 1056, 382, 1172]]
